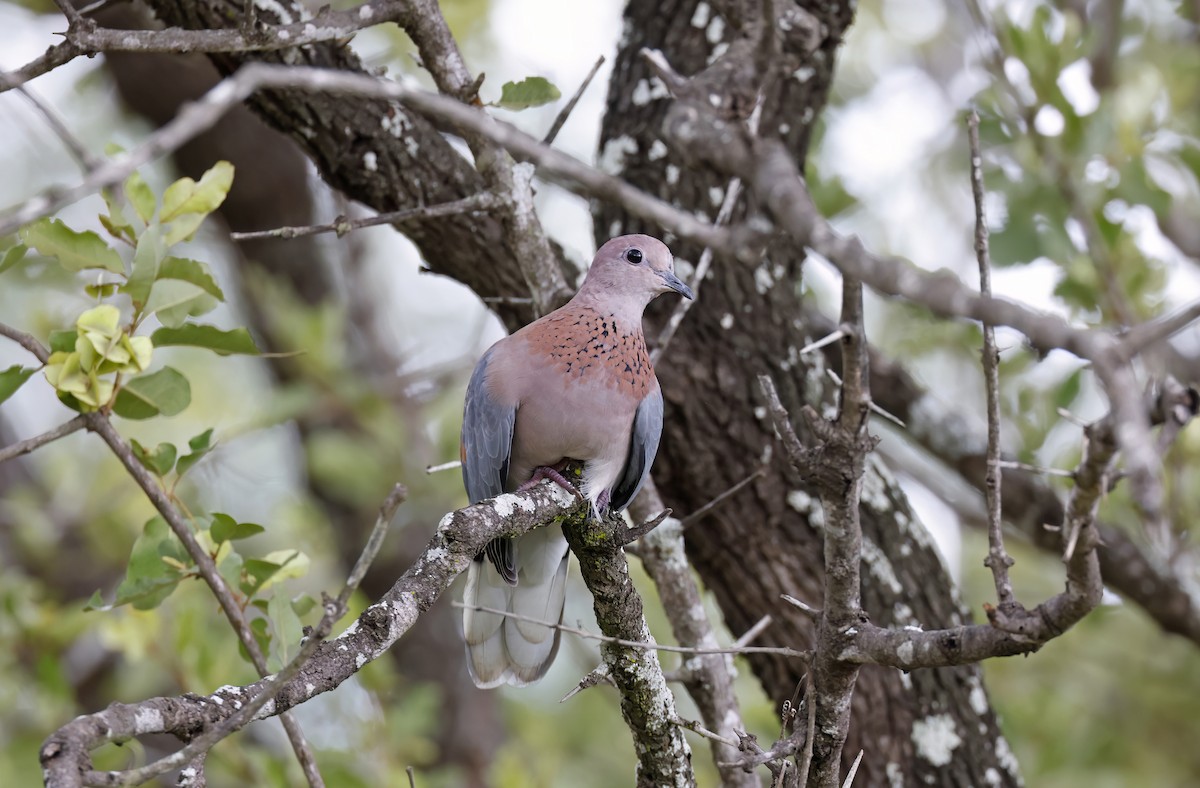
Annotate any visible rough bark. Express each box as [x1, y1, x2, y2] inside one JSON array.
[[595, 0, 1020, 784], [141, 0, 551, 332]]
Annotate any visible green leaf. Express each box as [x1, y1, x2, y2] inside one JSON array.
[[217, 549, 244, 602], [109, 516, 190, 610], [187, 428, 214, 453], [290, 592, 317, 618], [122, 225, 165, 307], [0, 243, 28, 275], [162, 214, 206, 247], [211, 512, 265, 543], [131, 439, 177, 476], [0, 365, 36, 406], [100, 188, 136, 244], [125, 171, 156, 224], [143, 279, 218, 328], [176, 428, 215, 476], [268, 588, 302, 667], [494, 76, 561, 110], [240, 550, 308, 595], [161, 161, 234, 223], [82, 590, 109, 612], [158, 257, 225, 300], [151, 324, 260, 356], [1055, 369, 1084, 410], [85, 283, 119, 299], [112, 366, 191, 419], [49, 330, 78, 354], [240, 617, 272, 663], [19, 218, 124, 274]]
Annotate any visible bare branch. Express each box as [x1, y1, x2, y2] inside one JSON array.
[[560, 663, 614, 703], [673, 716, 740, 749], [677, 466, 764, 528], [0, 64, 736, 253], [0, 41, 82, 94], [968, 109, 1016, 609], [543, 54, 606, 146], [1118, 299, 1200, 361], [88, 485, 407, 787], [452, 602, 806, 659], [0, 321, 51, 363], [630, 481, 758, 786], [229, 193, 499, 242], [560, 506, 696, 786], [0, 416, 87, 466], [41, 482, 588, 786], [15, 86, 102, 172], [845, 380, 1197, 671]]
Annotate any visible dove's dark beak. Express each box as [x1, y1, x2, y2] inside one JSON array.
[[659, 270, 694, 300]]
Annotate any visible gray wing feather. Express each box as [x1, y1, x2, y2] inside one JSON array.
[[462, 349, 519, 584], [461, 348, 515, 504], [609, 387, 663, 512]]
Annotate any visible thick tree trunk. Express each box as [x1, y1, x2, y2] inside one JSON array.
[[595, 0, 1022, 784]]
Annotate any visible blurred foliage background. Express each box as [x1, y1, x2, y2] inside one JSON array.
[[2, 0, 1200, 785]]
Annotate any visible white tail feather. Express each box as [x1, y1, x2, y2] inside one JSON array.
[[463, 527, 569, 688]]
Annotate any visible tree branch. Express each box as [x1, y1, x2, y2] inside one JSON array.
[[0, 415, 87, 465], [83, 485, 407, 788], [968, 109, 1016, 609], [562, 509, 695, 787], [77, 412, 325, 787], [41, 482, 587, 786], [631, 480, 758, 787], [844, 377, 1198, 670]]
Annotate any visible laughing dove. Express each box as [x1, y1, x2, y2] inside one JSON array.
[[460, 234, 693, 688]]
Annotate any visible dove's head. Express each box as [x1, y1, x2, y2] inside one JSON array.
[[578, 234, 693, 314]]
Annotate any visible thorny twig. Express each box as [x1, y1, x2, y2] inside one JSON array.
[[969, 109, 1016, 609]]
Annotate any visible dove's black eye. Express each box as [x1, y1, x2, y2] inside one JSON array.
[[625, 248, 643, 264]]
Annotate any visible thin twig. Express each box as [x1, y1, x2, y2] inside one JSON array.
[[841, 749, 864, 788], [0, 64, 731, 251], [543, 55, 605, 145], [651, 96, 763, 364], [229, 193, 499, 242], [560, 663, 613, 703], [969, 109, 1015, 608], [86, 485, 406, 786], [452, 602, 809, 659], [678, 466, 764, 528], [795, 671, 816, 788], [425, 459, 461, 474], [824, 369, 905, 428], [0, 321, 51, 363], [16, 86, 101, 172], [994, 459, 1075, 478], [780, 594, 821, 621], [798, 328, 846, 356], [673, 716, 740, 749], [733, 614, 773, 648], [82, 412, 324, 787], [1118, 299, 1200, 361], [0, 416, 87, 465]]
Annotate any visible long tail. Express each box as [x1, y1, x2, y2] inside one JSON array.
[[462, 526, 570, 687]]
